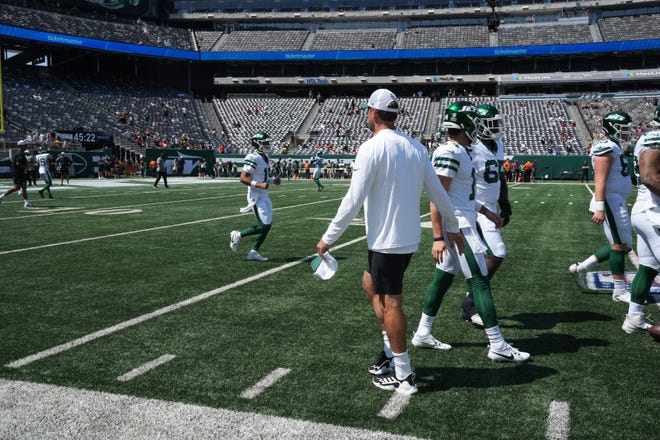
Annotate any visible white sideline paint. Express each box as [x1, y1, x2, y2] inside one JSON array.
[[378, 393, 413, 419], [5, 236, 365, 369], [0, 379, 426, 440], [0, 196, 343, 255], [240, 368, 291, 399], [116, 354, 177, 382], [545, 400, 570, 440]]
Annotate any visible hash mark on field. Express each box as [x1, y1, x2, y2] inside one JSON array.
[[378, 393, 412, 419], [4, 236, 366, 369], [116, 354, 176, 382], [546, 400, 570, 440], [240, 368, 291, 399]]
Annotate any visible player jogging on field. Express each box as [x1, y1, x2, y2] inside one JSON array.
[[311, 151, 325, 191], [230, 132, 280, 262], [36, 147, 54, 199]]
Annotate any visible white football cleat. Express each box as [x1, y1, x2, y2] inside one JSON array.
[[612, 289, 631, 303], [569, 263, 588, 290], [229, 230, 241, 253], [247, 250, 268, 262], [411, 332, 452, 350], [487, 343, 530, 363], [621, 315, 652, 334]]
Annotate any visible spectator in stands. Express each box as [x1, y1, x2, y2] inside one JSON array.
[[569, 111, 635, 304]]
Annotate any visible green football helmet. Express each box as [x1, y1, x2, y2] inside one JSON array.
[[476, 104, 503, 140], [601, 111, 633, 144], [251, 131, 270, 153], [652, 104, 660, 127], [442, 101, 480, 142]]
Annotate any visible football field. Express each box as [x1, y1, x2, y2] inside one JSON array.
[[0, 176, 658, 439]]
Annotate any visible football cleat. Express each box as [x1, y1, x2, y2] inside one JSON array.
[[411, 332, 452, 350], [468, 313, 484, 328], [24, 202, 35, 208], [368, 351, 394, 376], [230, 230, 241, 253], [247, 249, 268, 262], [612, 289, 631, 303], [568, 263, 588, 290], [372, 372, 418, 395], [487, 344, 530, 363], [621, 315, 652, 334]]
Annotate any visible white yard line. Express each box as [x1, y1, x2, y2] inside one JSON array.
[[5, 236, 365, 369], [116, 354, 177, 382], [545, 400, 570, 440], [377, 393, 413, 419], [240, 368, 291, 399], [0, 379, 426, 440], [0, 196, 343, 256]]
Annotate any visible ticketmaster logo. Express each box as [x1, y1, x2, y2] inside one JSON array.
[[47, 35, 83, 46]]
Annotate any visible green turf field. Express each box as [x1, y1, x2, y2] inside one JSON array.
[[0, 177, 657, 439]]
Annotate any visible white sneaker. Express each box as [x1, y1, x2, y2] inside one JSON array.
[[612, 288, 631, 303], [621, 315, 652, 334], [569, 263, 588, 290], [371, 372, 418, 395], [229, 230, 241, 252], [487, 343, 530, 363], [24, 202, 35, 208], [411, 332, 452, 350], [247, 250, 268, 262]]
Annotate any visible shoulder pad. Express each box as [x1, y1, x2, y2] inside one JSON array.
[[591, 140, 613, 156]]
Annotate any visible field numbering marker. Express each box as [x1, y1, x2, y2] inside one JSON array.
[[546, 400, 570, 440], [240, 368, 291, 399], [116, 354, 177, 382]]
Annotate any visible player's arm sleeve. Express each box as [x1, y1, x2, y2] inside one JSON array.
[[321, 151, 374, 245], [424, 160, 459, 233]]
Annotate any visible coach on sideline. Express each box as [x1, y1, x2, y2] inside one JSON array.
[[316, 88, 463, 395]]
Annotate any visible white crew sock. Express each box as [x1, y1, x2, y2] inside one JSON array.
[[485, 325, 506, 352], [627, 302, 644, 319], [415, 313, 436, 337], [392, 351, 412, 380], [613, 279, 626, 291], [577, 255, 599, 272]]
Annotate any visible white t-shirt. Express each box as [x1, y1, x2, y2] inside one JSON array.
[[322, 128, 458, 254]]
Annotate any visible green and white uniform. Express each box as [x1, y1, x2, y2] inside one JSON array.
[[242, 152, 273, 224], [632, 130, 660, 270]]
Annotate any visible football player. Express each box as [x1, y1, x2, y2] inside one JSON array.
[[412, 101, 530, 363], [36, 147, 54, 199], [0, 141, 35, 208], [460, 103, 512, 328], [230, 132, 279, 262], [623, 105, 660, 333], [569, 111, 634, 303], [310, 151, 325, 191]]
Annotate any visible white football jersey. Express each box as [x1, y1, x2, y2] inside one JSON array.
[[432, 140, 476, 227], [472, 139, 503, 206], [590, 138, 632, 200], [243, 152, 271, 197], [632, 129, 660, 213], [36, 152, 52, 174]]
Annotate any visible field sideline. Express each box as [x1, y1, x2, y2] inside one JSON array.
[[0, 177, 658, 439]]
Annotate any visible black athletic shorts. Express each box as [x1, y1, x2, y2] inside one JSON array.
[[12, 172, 27, 185], [366, 250, 413, 295]]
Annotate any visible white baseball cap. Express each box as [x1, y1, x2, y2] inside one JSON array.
[[311, 252, 338, 280], [367, 88, 400, 113]]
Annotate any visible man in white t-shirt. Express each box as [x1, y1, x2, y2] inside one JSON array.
[[316, 89, 463, 395]]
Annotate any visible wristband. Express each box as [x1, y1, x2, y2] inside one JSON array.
[[594, 201, 605, 211], [250, 180, 257, 188], [433, 237, 444, 242]]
